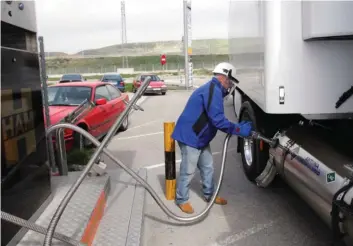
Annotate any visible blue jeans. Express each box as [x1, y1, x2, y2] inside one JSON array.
[[175, 142, 215, 205]]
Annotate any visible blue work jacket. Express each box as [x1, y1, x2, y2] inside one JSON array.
[[171, 77, 236, 149]]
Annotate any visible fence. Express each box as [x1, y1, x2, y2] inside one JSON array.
[[46, 61, 225, 75]]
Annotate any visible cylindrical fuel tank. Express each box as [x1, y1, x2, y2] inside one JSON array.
[[268, 123, 353, 242]]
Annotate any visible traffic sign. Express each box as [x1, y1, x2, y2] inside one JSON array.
[[161, 54, 166, 66]]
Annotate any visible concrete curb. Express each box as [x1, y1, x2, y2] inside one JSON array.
[[125, 168, 147, 246]]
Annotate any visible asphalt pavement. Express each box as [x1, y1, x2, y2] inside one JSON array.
[[104, 90, 333, 246]]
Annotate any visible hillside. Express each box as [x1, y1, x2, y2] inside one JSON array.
[[46, 54, 229, 75], [45, 38, 262, 58], [45, 37, 263, 75]]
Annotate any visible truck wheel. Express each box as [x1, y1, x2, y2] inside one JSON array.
[[239, 101, 269, 183]]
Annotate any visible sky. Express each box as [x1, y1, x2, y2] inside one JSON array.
[[34, 0, 231, 54]]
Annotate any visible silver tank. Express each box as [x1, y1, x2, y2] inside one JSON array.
[[262, 124, 353, 244]]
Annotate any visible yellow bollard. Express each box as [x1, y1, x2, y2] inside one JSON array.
[[164, 122, 176, 200]]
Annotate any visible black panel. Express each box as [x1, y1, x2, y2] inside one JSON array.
[[164, 151, 176, 180], [1, 47, 51, 245], [1, 22, 27, 51], [305, 35, 353, 41]]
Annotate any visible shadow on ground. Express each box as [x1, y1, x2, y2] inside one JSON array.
[[157, 171, 207, 202], [212, 94, 334, 246], [143, 95, 335, 246], [212, 155, 334, 246], [101, 149, 137, 170]]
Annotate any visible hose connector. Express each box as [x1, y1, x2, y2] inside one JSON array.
[[250, 131, 279, 148]]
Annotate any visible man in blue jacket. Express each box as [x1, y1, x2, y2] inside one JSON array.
[[171, 62, 253, 214]]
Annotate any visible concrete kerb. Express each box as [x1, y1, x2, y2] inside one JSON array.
[[125, 168, 148, 246]]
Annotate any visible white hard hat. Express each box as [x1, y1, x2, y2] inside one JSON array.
[[212, 62, 239, 83]]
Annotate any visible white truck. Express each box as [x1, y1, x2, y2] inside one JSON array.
[[228, 1, 353, 245]]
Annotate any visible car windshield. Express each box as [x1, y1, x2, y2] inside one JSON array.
[[102, 74, 122, 81], [140, 75, 160, 81], [48, 86, 92, 106], [61, 74, 82, 81]]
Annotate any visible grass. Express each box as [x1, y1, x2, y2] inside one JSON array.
[[47, 68, 212, 82], [47, 70, 182, 81], [46, 38, 230, 57], [46, 37, 262, 58], [47, 81, 184, 92], [67, 148, 95, 166], [46, 54, 229, 71], [125, 83, 133, 92], [46, 37, 264, 75]]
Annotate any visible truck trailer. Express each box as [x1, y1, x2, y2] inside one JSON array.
[[229, 1, 353, 245]]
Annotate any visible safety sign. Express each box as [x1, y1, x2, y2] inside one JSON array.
[[326, 172, 336, 183]]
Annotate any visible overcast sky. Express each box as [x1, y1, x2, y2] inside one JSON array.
[[34, 0, 230, 54]]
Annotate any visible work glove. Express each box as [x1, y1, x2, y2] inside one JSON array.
[[234, 121, 253, 137]]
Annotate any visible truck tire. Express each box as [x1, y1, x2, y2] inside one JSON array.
[[238, 101, 269, 183]]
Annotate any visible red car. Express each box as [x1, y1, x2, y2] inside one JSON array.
[[132, 74, 167, 95], [46, 81, 129, 151]]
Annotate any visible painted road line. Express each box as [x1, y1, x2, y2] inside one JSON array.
[[116, 131, 163, 140], [127, 94, 147, 106], [145, 160, 182, 170], [127, 93, 147, 117], [145, 147, 237, 169], [127, 119, 162, 131], [210, 220, 276, 246]]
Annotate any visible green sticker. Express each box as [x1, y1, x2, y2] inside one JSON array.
[[326, 172, 336, 183]]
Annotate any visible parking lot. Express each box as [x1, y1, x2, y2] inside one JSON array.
[[101, 89, 333, 246]]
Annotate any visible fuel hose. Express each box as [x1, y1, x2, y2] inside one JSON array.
[[42, 76, 231, 246], [43, 124, 231, 243], [0, 211, 81, 246]]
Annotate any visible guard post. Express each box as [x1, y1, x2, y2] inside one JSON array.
[[164, 122, 176, 200]]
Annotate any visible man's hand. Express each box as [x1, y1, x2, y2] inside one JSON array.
[[234, 121, 253, 137]]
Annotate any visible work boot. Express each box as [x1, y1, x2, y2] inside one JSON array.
[[204, 196, 228, 205], [177, 202, 194, 214]]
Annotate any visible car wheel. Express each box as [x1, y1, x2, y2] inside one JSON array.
[[162, 92, 166, 95], [119, 115, 129, 131], [239, 101, 269, 183], [73, 125, 91, 149]]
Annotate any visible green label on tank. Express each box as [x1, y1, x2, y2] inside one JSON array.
[[326, 172, 336, 183]]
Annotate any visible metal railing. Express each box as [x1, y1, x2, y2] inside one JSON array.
[[55, 98, 142, 175], [55, 98, 95, 175], [39, 37, 56, 172], [46, 62, 220, 75], [0, 37, 148, 246], [42, 77, 151, 246], [5, 44, 253, 245], [43, 76, 240, 246]]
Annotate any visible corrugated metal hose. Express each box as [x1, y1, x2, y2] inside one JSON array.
[[1, 211, 81, 246], [2, 77, 266, 246]]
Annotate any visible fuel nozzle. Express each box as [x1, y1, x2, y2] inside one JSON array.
[[250, 131, 279, 148]]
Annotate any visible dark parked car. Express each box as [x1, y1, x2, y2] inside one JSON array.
[[59, 73, 86, 83], [100, 73, 125, 92]]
